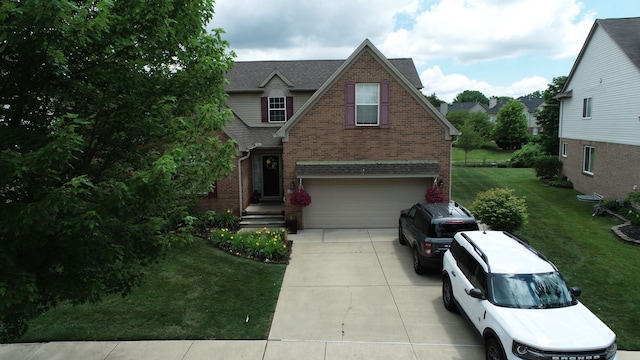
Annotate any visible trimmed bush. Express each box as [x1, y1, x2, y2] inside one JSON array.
[[509, 143, 543, 168], [470, 188, 528, 232], [534, 155, 562, 180]]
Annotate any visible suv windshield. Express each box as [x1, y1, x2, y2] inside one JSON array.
[[489, 272, 576, 309]]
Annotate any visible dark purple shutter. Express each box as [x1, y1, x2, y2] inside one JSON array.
[[286, 96, 293, 120], [380, 81, 390, 128], [261, 97, 268, 123], [345, 82, 355, 129]]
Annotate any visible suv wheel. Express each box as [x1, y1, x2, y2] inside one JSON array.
[[398, 225, 407, 246], [486, 337, 506, 360], [442, 275, 456, 312], [413, 247, 426, 274]]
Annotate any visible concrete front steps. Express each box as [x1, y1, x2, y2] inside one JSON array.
[[240, 202, 285, 229]]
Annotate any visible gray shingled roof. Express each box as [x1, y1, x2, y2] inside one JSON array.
[[225, 59, 423, 92], [295, 160, 439, 178], [598, 17, 640, 71], [224, 112, 281, 150], [448, 102, 487, 112]]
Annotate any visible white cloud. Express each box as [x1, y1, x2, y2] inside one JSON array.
[[420, 66, 549, 103], [380, 0, 595, 64]]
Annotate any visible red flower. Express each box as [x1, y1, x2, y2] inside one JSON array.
[[290, 188, 312, 207]]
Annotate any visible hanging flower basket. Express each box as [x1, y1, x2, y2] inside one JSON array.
[[290, 188, 312, 207], [425, 184, 444, 203]]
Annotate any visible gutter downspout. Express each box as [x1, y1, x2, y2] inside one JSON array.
[[238, 143, 261, 214]]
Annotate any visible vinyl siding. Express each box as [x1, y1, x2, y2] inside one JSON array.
[[560, 26, 640, 146], [227, 92, 313, 127]]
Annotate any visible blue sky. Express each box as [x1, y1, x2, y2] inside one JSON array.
[[210, 0, 639, 103]]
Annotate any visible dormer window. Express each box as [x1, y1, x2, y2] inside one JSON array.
[[269, 97, 286, 122], [261, 91, 293, 123]]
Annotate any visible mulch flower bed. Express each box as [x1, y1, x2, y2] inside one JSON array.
[[619, 224, 640, 242]]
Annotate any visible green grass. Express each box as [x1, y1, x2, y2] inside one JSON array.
[[452, 168, 640, 350], [19, 238, 286, 341], [452, 143, 513, 167]]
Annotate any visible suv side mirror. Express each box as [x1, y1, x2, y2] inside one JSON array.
[[570, 286, 582, 297], [468, 288, 486, 300]]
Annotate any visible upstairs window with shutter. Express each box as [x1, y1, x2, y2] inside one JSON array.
[[261, 95, 294, 123], [345, 82, 389, 128], [269, 97, 286, 122]]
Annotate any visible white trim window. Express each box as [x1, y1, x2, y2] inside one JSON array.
[[355, 83, 379, 126], [269, 97, 286, 122], [561, 142, 568, 157], [582, 97, 592, 118], [583, 146, 595, 174]]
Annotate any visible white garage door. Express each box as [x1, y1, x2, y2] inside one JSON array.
[[302, 178, 428, 228]]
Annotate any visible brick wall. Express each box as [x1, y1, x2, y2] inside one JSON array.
[[197, 133, 248, 216], [283, 50, 453, 226], [561, 138, 640, 200]]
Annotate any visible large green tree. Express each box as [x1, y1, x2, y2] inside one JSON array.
[[0, 0, 236, 341], [492, 100, 528, 149], [452, 90, 489, 104], [446, 110, 493, 141], [535, 76, 567, 155]]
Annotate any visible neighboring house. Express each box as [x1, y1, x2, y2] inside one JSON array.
[[439, 101, 487, 115], [556, 17, 640, 200], [487, 96, 545, 135], [199, 39, 459, 229]]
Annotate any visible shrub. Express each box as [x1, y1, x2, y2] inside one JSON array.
[[509, 143, 543, 168], [208, 227, 289, 262], [544, 176, 573, 189], [470, 188, 528, 232], [534, 155, 562, 179], [215, 209, 240, 229], [628, 191, 640, 205]]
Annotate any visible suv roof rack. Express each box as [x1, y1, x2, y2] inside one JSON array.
[[460, 232, 491, 272]]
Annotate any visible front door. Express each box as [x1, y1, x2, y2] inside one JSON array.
[[262, 155, 281, 198]]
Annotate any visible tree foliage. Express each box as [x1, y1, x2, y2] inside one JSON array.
[[424, 92, 444, 108], [446, 110, 493, 141], [453, 90, 489, 105], [456, 123, 485, 165], [0, 0, 236, 341], [492, 100, 528, 149], [535, 76, 567, 155]]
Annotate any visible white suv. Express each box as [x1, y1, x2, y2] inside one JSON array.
[[442, 230, 617, 360]]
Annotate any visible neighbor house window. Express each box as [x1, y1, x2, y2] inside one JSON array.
[[356, 83, 379, 126], [269, 97, 286, 122], [561, 142, 568, 157], [582, 97, 592, 118], [583, 146, 595, 174]]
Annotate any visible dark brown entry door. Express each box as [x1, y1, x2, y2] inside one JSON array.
[[262, 156, 280, 197]]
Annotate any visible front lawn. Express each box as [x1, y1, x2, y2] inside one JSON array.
[[19, 238, 286, 341], [452, 142, 513, 167], [452, 167, 640, 350]]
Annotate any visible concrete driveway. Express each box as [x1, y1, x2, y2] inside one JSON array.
[[267, 228, 484, 360]]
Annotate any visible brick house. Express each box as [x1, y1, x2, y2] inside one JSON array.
[[199, 39, 459, 229], [556, 17, 640, 200]]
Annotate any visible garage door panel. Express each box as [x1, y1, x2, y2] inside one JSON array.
[[303, 178, 427, 229]]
